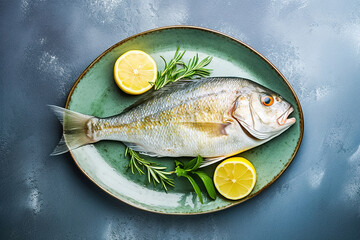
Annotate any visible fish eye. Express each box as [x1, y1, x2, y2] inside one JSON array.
[[261, 95, 274, 106]]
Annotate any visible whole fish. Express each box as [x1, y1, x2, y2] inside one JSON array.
[[50, 77, 296, 166]]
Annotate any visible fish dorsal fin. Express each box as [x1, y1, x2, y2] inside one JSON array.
[[181, 122, 231, 137], [121, 79, 201, 114]]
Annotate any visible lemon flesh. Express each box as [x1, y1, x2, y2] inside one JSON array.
[[114, 50, 157, 95], [214, 157, 257, 200]]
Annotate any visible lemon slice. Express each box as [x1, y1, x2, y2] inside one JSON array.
[[113, 50, 157, 95], [213, 157, 257, 200]]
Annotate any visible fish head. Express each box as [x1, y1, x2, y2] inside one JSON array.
[[232, 85, 296, 140]]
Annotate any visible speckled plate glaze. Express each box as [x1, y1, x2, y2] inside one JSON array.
[[66, 26, 303, 215]]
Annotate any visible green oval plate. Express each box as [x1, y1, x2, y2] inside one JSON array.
[[66, 26, 303, 215]]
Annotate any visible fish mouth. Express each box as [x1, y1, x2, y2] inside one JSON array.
[[277, 107, 296, 126]]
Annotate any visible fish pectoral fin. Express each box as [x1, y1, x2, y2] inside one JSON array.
[[123, 142, 161, 157], [181, 122, 231, 137], [200, 156, 227, 168]]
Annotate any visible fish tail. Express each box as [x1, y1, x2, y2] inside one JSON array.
[[49, 105, 95, 155]]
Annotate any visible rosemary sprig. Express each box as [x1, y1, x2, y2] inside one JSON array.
[[154, 47, 212, 90], [173, 54, 213, 82], [125, 147, 174, 192]]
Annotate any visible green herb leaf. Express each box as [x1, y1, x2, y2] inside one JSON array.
[[175, 165, 187, 177], [184, 174, 203, 204], [174, 160, 184, 167], [183, 155, 203, 171], [193, 171, 217, 200], [175, 156, 216, 203]]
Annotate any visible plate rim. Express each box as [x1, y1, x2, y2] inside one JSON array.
[[64, 25, 304, 215]]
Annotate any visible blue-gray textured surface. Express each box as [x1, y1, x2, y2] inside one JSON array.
[[1, 0, 360, 239]]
